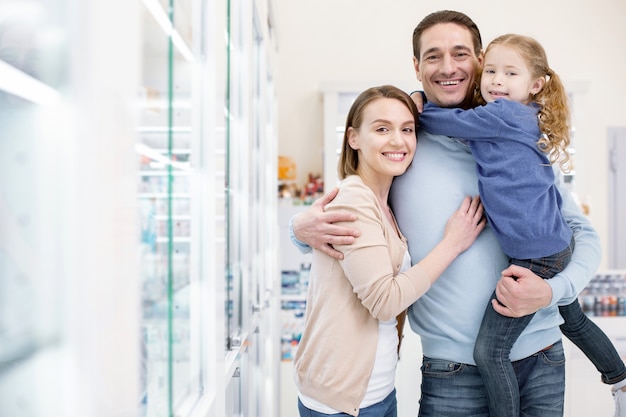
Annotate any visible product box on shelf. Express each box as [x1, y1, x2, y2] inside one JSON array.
[[579, 271, 626, 317], [280, 262, 311, 361], [280, 299, 306, 361]]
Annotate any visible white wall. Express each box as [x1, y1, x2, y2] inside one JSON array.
[[274, 0, 626, 270]]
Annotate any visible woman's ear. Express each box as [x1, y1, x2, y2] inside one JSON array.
[[347, 127, 359, 150]]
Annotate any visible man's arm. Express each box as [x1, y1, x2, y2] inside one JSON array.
[[289, 188, 360, 259], [544, 173, 602, 304], [493, 169, 601, 317]]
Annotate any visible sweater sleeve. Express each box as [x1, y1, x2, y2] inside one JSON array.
[[544, 167, 601, 306], [419, 100, 531, 142], [329, 181, 432, 322], [288, 214, 312, 254]]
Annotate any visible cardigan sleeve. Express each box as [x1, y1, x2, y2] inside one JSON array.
[[329, 179, 432, 322]]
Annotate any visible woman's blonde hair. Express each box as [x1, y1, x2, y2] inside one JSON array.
[[479, 34, 572, 171], [338, 85, 419, 179]]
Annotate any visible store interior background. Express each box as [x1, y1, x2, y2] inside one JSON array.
[[0, 0, 624, 416]]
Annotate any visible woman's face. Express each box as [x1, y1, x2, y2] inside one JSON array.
[[348, 97, 417, 182]]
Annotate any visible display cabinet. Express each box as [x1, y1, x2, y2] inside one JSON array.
[[137, 0, 280, 416], [0, 3, 70, 415], [608, 127, 626, 269], [0, 0, 280, 416], [0, 1, 61, 367], [136, 1, 197, 415], [1, 1, 143, 416], [220, 1, 280, 415]]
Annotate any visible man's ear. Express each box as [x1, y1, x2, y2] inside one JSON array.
[[477, 49, 484, 67], [413, 56, 422, 82]]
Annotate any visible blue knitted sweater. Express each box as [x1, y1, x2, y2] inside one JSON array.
[[418, 100, 571, 259]]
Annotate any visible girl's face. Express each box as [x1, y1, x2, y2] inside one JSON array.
[[480, 44, 545, 104], [347, 97, 416, 182]]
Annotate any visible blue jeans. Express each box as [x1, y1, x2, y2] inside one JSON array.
[[419, 342, 565, 417], [297, 389, 397, 417], [559, 298, 626, 384], [473, 240, 574, 417]]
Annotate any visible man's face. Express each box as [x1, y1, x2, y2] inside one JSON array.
[[414, 23, 483, 108]]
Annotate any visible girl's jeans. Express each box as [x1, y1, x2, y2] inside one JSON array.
[[473, 239, 573, 417]]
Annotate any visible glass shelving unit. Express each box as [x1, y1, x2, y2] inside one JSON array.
[[0, 2, 70, 414], [0, 1, 279, 415], [137, 1, 198, 415]]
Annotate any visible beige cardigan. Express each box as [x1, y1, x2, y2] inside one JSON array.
[[293, 176, 434, 416]]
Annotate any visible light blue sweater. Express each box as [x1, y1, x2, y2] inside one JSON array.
[[418, 100, 571, 259], [389, 128, 600, 364]]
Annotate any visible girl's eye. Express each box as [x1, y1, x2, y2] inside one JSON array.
[[376, 127, 389, 133], [402, 127, 414, 133]]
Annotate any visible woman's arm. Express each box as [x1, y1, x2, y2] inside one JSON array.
[[336, 187, 485, 321]]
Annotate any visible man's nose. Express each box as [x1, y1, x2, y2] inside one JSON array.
[[440, 54, 455, 75]]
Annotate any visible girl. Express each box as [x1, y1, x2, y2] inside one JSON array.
[[293, 85, 486, 417], [418, 34, 626, 417]]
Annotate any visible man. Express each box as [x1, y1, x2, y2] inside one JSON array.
[[290, 10, 601, 417]]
